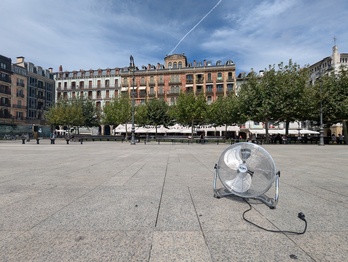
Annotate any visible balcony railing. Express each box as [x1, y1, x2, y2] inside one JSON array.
[[0, 89, 11, 95], [12, 104, 27, 109]]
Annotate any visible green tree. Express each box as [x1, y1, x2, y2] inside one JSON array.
[[102, 96, 131, 136], [173, 92, 207, 139], [273, 61, 313, 134], [207, 94, 243, 137], [316, 67, 348, 143], [135, 103, 148, 127], [146, 98, 172, 136], [238, 70, 278, 141]]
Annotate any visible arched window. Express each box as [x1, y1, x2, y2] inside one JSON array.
[[217, 72, 222, 80], [168, 62, 172, 69], [173, 62, 177, 68], [178, 62, 182, 68]]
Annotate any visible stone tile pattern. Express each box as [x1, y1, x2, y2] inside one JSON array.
[[0, 139, 347, 261]]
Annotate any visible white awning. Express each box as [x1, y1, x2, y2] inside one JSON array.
[[248, 129, 319, 135], [121, 87, 128, 91], [138, 86, 146, 90]]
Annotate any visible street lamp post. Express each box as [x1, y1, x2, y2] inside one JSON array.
[[129, 55, 136, 145], [319, 67, 324, 146]]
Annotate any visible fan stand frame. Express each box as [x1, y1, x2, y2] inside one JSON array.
[[213, 165, 280, 209]]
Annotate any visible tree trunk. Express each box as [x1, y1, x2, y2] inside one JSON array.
[[343, 120, 348, 145], [265, 121, 269, 144], [285, 120, 290, 136]]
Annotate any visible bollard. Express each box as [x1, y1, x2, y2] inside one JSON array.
[[80, 138, 83, 144], [22, 139, 25, 144], [66, 139, 69, 144], [36, 139, 40, 144]]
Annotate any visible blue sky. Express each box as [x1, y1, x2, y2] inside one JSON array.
[[1, 0, 347, 74]]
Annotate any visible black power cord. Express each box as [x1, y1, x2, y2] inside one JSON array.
[[242, 199, 307, 235]]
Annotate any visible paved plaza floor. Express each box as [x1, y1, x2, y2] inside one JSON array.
[[0, 139, 347, 261]]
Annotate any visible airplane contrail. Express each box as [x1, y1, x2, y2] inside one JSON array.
[[168, 0, 223, 55]]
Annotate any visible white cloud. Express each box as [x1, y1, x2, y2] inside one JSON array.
[[1, 0, 348, 73]]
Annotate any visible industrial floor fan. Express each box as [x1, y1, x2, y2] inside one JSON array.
[[213, 142, 280, 209]]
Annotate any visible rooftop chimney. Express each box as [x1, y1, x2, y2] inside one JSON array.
[[16, 56, 25, 65]]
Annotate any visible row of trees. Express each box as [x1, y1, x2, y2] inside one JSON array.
[[45, 60, 348, 143]]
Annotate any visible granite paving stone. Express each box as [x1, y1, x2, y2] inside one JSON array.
[[0, 140, 347, 261]]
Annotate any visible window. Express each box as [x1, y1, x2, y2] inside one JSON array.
[[228, 72, 233, 80], [105, 79, 109, 87], [217, 72, 222, 80], [186, 74, 193, 83], [173, 62, 177, 68], [168, 62, 172, 69], [106, 90, 109, 98], [207, 73, 212, 81], [178, 62, 182, 68]]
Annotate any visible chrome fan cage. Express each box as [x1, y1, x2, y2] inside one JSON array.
[[213, 142, 280, 208]]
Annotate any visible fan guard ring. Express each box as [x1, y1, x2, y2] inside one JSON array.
[[216, 142, 277, 199]]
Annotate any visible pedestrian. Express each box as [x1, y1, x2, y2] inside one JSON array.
[[331, 133, 336, 144]]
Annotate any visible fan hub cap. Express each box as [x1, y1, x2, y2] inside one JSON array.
[[238, 163, 248, 173]]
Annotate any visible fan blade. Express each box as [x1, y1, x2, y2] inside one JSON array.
[[225, 173, 252, 193], [223, 145, 243, 170]]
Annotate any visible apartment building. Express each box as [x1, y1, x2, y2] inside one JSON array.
[[15, 57, 55, 122], [0, 55, 12, 122], [55, 54, 236, 112], [120, 54, 236, 105], [11, 62, 28, 121], [309, 44, 348, 82], [55, 66, 121, 111]]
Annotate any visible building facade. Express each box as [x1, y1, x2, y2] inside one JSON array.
[[120, 54, 236, 105], [55, 54, 236, 109], [15, 57, 55, 122], [0, 55, 13, 122], [55, 66, 121, 111], [11, 62, 28, 121]]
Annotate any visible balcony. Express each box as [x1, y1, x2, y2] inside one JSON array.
[[0, 87, 11, 95], [0, 113, 12, 119], [0, 76, 11, 83], [216, 88, 224, 93], [16, 93, 25, 98], [0, 102, 11, 107], [206, 88, 214, 94], [12, 104, 27, 109]]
